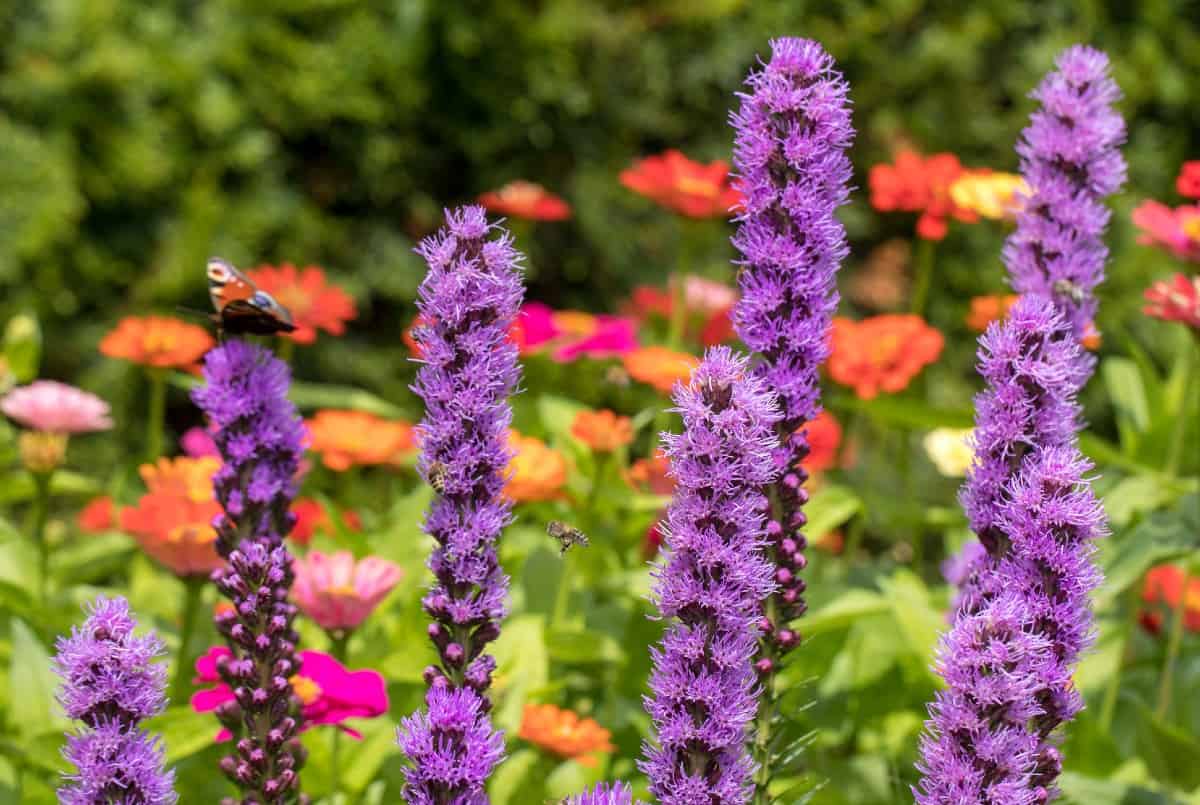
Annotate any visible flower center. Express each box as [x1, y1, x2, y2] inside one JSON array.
[[675, 175, 719, 198], [289, 674, 322, 705]]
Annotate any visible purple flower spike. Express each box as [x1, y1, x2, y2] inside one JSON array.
[[916, 297, 1108, 804], [729, 37, 853, 681], [54, 595, 176, 804], [639, 347, 782, 804], [193, 341, 307, 804], [566, 781, 635, 805], [398, 205, 523, 802], [1005, 45, 1126, 340]]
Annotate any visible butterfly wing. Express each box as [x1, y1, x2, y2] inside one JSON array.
[[206, 257, 296, 335], [206, 257, 257, 313]]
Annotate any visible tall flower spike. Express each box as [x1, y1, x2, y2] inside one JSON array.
[[54, 595, 177, 804], [1004, 45, 1126, 340], [916, 297, 1107, 804], [728, 35, 854, 776], [566, 781, 635, 805], [639, 347, 782, 804], [192, 341, 308, 804], [397, 205, 523, 804]]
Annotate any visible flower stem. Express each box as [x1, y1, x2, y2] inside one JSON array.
[[146, 368, 167, 463], [1099, 582, 1142, 731], [909, 238, 936, 316], [170, 577, 205, 704], [278, 338, 296, 366], [1155, 567, 1191, 719], [28, 471, 52, 603], [329, 632, 349, 794], [1165, 335, 1195, 476]]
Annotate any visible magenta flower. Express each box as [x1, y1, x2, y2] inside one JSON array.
[[180, 425, 220, 458], [1, 380, 112, 433], [518, 301, 638, 362], [292, 551, 403, 632], [192, 646, 389, 740], [1131, 200, 1200, 262]]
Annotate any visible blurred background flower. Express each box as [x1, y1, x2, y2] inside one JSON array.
[[292, 550, 403, 633], [620, 150, 741, 218], [246, 264, 357, 344], [119, 457, 224, 578], [306, 409, 415, 471], [479, 181, 572, 221], [504, 431, 568, 503], [99, 316, 213, 369], [827, 315, 943, 399], [518, 703, 615, 767]]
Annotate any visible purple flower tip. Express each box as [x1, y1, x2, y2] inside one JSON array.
[[566, 781, 636, 805]]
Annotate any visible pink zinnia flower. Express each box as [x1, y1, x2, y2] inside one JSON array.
[[514, 302, 638, 362], [292, 551, 403, 631], [1144, 273, 1200, 330], [192, 646, 388, 739], [180, 425, 220, 458], [1, 381, 112, 433], [1131, 200, 1200, 262]]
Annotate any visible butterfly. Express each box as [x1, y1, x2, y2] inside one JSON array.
[[206, 257, 296, 337], [546, 520, 589, 556]]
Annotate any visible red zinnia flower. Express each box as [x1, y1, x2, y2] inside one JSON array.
[[78, 496, 116, 533], [1144, 273, 1200, 330], [620, 150, 742, 218], [1139, 565, 1200, 635], [869, 150, 983, 241], [246, 264, 357, 345], [1177, 161, 1200, 199], [478, 181, 571, 221], [801, 410, 842, 474]]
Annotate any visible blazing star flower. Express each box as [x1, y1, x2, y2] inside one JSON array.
[[398, 206, 522, 803], [292, 550, 402, 632], [1144, 273, 1200, 329], [306, 409, 416, 471], [949, 171, 1029, 220], [192, 341, 308, 802], [869, 150, 982, 240], [78, 495, 116, 533], [504, 431, 569, 503], [565, 782, 635, 805], [916, 296, 1108, 804], [1, 380, 112, 433], [119, 457, 224, 577], [622, 346, 700, 393], [730, 39, 854, 704], [571, 409, 634, 452], [620, 150, 743, 218], [1177, 161, 1200, 199], [519, 703, 616, 766], [54, 596, 176, 805], [100, 315, 214, 369], [1131, 201, 1200, 263], [192, 646, 388, 739], [827, 315, 944, 400], [1004, 46, 1127, 338], [479, 180, 572, 221], [640, 347, 782, 803], [246, 263, 357, 345]]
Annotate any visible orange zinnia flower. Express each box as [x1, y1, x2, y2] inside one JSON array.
[[120, 457, 224, 577], [246, 264, 357, 345], [478, 181, 571, 221], [518, 703, 615, 766], [306, 410, 416, 472], [966, 294, 1020, 332], [801, 410, 842, 473], [828, 315, 944, 400], [99, 316, 214, 369], [571, 409, 634, 452], [620, 150, 742, 218], [623, 346, 700, 393], [869, 150, 983, 240], [78, 495, 116, 533], [504, 431, 568, 503], [627, 450, 673, 496]]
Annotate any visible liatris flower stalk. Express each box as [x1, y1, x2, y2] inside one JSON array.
[[1004, 45, 1126, 341], [640, 347, 782, 803], [192, 341, 308, 804], [566, 782, 635, 805], [916, 297, 1107, 803], [397, 206, 522, 804], [728, 36, 853, 786], [54, 595, 176, 804]]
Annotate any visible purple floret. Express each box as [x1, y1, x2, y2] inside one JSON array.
[[639, 347, 782, 804], [398, 205, 522, 802], [729, 37, 854, 677], [193, 341, 307, 804], [54, 596, 176, 804], [566, 781, 635, 805]]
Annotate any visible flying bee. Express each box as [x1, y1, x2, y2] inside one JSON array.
[[427, 461, 448, 495], [547, 520, 589, 556], [1052, 278, 1087, 305]]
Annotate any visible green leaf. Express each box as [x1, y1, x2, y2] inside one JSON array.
[[545, 627, 625, 665], [1134, 704, 1200, 790], [146, 706, 216, 764], [820, 616, 903, 695], [805, 484, 863, 542], [837, 395, 973, 430], [7, 618, 65, 738], [537, 394, 587, 439], [0, 470, 98, 504], [1103, 474, 1178, 528], [878, 569, 943, 668], [3, 314, 41, 382], [1102, 357, 1150, 451], [341, 718, 401, 794], [1059, 772, 1170, 805], [803, 589, 888, 636], [488, 748, 541, 805], [489, 614, 549, 733], [1096, 495, 1199, 606]]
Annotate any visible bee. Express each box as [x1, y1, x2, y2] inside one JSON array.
[[546, 520, 589, 556], [427, 461, 448, 495], [1052, 278, 1087, 305]]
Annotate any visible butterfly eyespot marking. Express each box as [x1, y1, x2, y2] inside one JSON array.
[[207, 258, 234, 284]]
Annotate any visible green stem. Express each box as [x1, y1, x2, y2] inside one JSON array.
[[666, 276, 687, 350], [329, 632, 349, 794], [1099, 583, 1142, 731], [29, 471, 51, 604], [1165, 338, 1195, 476], [146, 368, 167, 463], [1155, 568, 1191, 719], [278, 338, 296, 366], [552, 554, 573, 630], [909, 238, 936, 316], [171, 577, 205, 703]]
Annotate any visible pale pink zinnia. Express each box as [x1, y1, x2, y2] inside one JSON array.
[[1, 381, 113, 433], [292, 550, 403, 631], [1131, 200, 1200, 262]]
